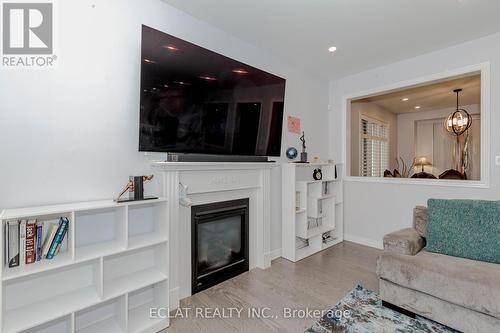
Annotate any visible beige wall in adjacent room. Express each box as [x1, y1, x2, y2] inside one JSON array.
[[397, 104, 481, 180], [350, 102, 398, 176]]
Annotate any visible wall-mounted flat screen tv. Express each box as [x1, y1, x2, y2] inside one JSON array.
[[139, 25, 286, 156]]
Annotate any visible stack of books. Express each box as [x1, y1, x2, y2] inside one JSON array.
[[296, 236, 309, 250], [4, 217, 69, 268]]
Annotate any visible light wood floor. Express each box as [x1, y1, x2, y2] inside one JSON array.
[[162, 241, 381, 333]]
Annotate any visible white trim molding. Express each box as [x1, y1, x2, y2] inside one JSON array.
[[341, 62, 491, 188], [269, 248, 282, 261], [344, 234, 383, 250], [154, 162, 277, 310]]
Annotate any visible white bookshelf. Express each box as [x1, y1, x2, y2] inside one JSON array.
[[0, 198, 169, 333], [282, 163, 343, 262]]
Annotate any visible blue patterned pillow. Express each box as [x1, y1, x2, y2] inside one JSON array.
[[426, 199, 500, 264]]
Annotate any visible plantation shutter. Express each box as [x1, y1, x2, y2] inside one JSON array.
[[360, 116, 389, 177]]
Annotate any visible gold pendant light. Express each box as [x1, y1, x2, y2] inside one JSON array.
[[444, 89, 472, 136]]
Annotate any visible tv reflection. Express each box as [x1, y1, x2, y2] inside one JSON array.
[[140, 84, 284, 156]]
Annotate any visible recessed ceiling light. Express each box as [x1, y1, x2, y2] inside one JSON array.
[[232, 69, 248, 74], [402, 98, 409, 101], [328, 46, 337, 53], [143, 58, 156, 64], [198, 75, 217, 81], [415, 106, 421, 109], [163, 45, 179, 52]]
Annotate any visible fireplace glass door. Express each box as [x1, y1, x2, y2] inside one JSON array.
[[192, 199, 249, 294]]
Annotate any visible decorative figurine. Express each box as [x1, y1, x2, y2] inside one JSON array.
[[115, 175, 157, 202], [299, 131, 308, 163], [286, 147, 298, 160]]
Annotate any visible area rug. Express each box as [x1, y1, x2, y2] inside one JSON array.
[[305, 285, 458, 333]]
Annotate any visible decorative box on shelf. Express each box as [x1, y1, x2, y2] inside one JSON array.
[[282, 162, 343, 262], [0, 198, 169, 333]]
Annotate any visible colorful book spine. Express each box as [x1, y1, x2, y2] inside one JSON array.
[[36, 223, 43, 261], [46, 218, 69, 259], [54, 228, 66, 256], [19, 220, 26, 267], [25, 220, 37, 264], [7, 221, 19, 268], [42, 223, 58, 259]]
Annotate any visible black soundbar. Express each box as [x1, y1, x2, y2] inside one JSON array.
[[166, 153, 272, 163]]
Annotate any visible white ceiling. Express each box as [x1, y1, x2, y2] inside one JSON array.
[[353, 74, 481, 114], [162, 0, 500, 79]]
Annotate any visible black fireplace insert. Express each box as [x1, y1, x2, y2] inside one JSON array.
[[191, 198, 249, 294]]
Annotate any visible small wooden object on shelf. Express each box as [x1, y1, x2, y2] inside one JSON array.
[[115, 175, 158, 203]]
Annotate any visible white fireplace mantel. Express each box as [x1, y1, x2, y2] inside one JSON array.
[[152, 161, 278, 171], [152, 161, 278, 310]]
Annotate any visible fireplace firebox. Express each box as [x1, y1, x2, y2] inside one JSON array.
[[191, 198, 249, 294]]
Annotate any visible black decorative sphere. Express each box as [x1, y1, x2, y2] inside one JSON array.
[[286, 147, 298, 160]]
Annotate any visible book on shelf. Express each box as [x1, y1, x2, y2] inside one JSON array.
[[4, 217, 70, 268], [6, 221, 20, 268], [19, 220, 26, 267], [4, 223, 7, 266], [46, 217, 69, 259], [41, 223, 59, 259], [25, 220, 37, 264], [36, 222, 43, 261], [296, 236, 309, 250]]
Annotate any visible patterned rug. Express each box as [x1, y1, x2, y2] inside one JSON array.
[[305, 285, 458, 333]]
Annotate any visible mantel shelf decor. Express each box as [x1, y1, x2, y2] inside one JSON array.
[[115, 175, 158, 203]]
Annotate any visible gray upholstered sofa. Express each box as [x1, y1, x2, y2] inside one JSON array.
[[376, 206, 500, 333]]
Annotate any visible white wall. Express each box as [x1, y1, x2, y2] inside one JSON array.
[[0, 0, 329, 296], [329, 33, 500, 248]]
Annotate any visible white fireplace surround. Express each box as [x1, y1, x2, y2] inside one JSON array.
[[152, 162, 277, 309]]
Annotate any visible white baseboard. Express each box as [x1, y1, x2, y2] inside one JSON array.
[[263, 248, 282, 267], [269, 248, 282, 260], [344, 234, 383, 249], [169, 287, 180, 310]]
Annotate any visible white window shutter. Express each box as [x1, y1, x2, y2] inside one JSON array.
[[360, 117, 389, 177]]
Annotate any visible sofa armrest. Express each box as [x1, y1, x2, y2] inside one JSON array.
[[383, 228, 425, 255]]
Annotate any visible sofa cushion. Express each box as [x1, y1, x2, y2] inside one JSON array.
[[427, 199, 500, 264], [383, 228, 425, 255], [413, 205, 427, 238], [377, 250, 500, 319]]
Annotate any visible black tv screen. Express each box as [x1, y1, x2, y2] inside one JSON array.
[[139, 25, 286, 156]]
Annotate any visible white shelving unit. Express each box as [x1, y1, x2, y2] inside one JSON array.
[[282, 163, 343, 262], [0, 198, 169, 333]]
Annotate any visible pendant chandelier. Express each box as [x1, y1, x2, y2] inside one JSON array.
[[444, 89, 472, 136]]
